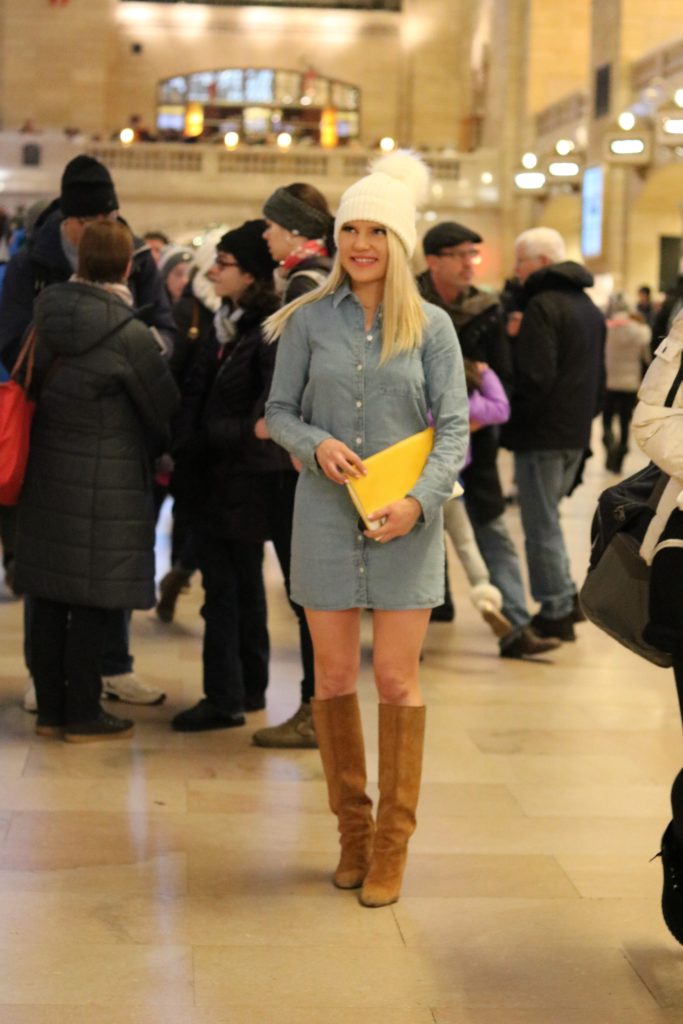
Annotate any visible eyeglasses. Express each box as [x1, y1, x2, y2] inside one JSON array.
[[435, 248, 480, 262], [214, 258, 240, 269]]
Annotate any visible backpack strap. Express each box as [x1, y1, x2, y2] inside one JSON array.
[[664, 357, 683, 408]]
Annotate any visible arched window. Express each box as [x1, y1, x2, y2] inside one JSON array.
[[156, 67, 360, 145]]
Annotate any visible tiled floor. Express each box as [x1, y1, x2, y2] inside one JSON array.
[[1, 438, 682, 1022]]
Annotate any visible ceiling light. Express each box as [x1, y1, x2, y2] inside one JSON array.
[[379, 136, 396, 152], [548, 161, 580, 177], [610, 138, 645, 155], [521, 152, 538, 169], [515, 171, 546, 190], [617, 111, 636, 131], [555, 139, 574, 156]]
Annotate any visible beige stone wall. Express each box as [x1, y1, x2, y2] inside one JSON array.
[[0, 0, 115, 134], [526, 0, 591, 115], [0, 0, 471, 149]]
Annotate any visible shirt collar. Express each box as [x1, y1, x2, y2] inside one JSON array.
[[331, 278, 354, 308]]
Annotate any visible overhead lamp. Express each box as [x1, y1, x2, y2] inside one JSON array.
[[610, 138, 644, 155], [521, 151, 538, 169], [617, 111, 636, 131], [555, 139, 575, 156], [379, 136, 396, 152], [119, 128, 135, 145], [675, 89, 683, 108], [223, 131, 239, 149], [655, 106, 683, 145], [276, 132, 292, 149], [514, 171, 546, 190], [480, 171, 493, 184], [547, 160, 581, 178], [663, 117, 683, 135], [300, 95, 312, 107], [603, 128, 652, 165]]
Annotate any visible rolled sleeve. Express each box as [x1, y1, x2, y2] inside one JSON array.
[[265, 309, 331, 473]]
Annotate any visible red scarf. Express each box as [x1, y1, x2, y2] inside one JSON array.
[[281, 238, 328, 273]]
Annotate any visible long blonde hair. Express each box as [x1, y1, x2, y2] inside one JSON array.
[[263, 229, 426, 364]]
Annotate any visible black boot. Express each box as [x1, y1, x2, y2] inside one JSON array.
[[655, 822, 683, 945], [530, 612, 576, 642]]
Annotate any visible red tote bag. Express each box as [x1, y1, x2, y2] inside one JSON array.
[[0, 328, 37, 506]]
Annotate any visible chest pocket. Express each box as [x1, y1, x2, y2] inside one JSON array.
[[376, 350, 425, 396]]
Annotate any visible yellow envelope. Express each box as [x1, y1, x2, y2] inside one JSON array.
[[345, 427, 435, 531]]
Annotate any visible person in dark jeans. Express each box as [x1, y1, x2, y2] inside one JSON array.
[[170, 220, 286, 732], [14, 221, 179, 741]]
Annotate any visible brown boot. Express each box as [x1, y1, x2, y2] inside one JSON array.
[[156, 568, 191, 623], [360, 704, 426, 908], [311, 694, 374, 890]]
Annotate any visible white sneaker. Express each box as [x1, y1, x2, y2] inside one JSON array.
[[101, 673, 166, 706], [23, 678, 37, 713]]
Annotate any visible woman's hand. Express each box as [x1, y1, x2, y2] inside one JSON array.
[[315, 438, 366, 484], [364, 496, 422, 542], [254, 417, 270, 440]]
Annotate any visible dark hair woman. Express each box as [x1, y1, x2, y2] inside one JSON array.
[[170, 220, 285, 733], [14, 220, 180, 742], [249, 183, 335, 750], [262, 182, 334, 305]]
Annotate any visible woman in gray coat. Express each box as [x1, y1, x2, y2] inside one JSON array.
[[15, 221, 179, 742]]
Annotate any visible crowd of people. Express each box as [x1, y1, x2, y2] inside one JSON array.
[[1, 149, 683, 919]]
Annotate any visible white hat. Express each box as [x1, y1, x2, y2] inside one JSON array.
[[334, 150, 430, 257]]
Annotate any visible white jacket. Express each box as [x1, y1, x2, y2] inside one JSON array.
[[632, 310, 683, 563]]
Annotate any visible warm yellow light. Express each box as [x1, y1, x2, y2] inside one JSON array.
[[515, 171, 546, 190], [319, 108, 338, 150], [675, 89, 683, 108], [617, 111, 636, 131], [480, 171, 493, 184], [663, 117, 683, 135], [300, 96, 312, 107], [184, 102, 204, 138], [277, 132, 293, 149], [119, 128, 135, 145], [379, 136, 396, 153], [223, 131, 240, 149], [555, 139, 574, 156], [521, 152, 538, 169]]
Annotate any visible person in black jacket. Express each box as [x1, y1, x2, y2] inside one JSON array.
[[0, 154, 177, 710], [417, 221, 560, 661], [504, 227, 606, 640], [170, 220, 285, 732], [14, 221, 180, 741]]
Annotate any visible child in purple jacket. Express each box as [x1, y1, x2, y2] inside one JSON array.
[[443, 360, 512, 639]]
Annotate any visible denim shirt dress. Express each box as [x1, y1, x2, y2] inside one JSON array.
[[265, 281, 469, 610]]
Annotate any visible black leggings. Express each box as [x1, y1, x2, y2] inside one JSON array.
[[30, 598, 108, 726]]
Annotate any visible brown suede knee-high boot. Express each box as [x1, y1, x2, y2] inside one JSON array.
[[311, 694, 374, 889], [360, 703, 426, 908]]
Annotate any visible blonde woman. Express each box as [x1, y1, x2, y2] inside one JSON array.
[[265, 153, 469, 907]]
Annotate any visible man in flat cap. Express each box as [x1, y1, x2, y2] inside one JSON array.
[[418, 221, 560, 659], [0, 154, 177, 709]]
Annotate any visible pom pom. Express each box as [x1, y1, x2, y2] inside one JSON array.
[[369, 150, 430, 208]]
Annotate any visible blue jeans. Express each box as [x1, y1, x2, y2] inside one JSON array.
[[514, 449, 583, 619], [471, 514, 530, 632]]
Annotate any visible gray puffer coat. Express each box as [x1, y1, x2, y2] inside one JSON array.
[[15, 281, 180, 609]]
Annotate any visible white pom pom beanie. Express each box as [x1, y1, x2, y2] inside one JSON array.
[[334, 150, 430, 257]]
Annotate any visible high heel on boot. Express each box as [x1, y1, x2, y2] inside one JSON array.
[[360, 703, 426, 908], [311, 694, 374, 889]]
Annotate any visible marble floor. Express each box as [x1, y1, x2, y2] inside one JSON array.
[[1, 438, 682, 1023]]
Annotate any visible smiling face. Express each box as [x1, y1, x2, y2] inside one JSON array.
[[338, 220, 389, 287]]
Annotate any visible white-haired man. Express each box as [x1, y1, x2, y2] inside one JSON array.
[[502, 227, 605, 641]]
